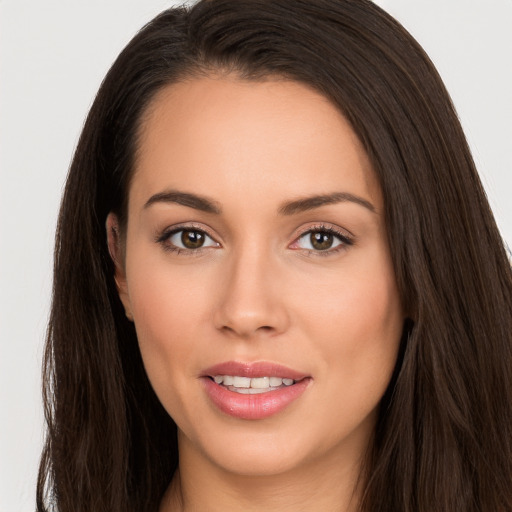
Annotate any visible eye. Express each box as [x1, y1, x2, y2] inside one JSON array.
[[291, 227, 353, 253], [158, 227, 220, 252]]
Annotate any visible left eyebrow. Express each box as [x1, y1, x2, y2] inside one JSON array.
[[278, 192, 376, 215]]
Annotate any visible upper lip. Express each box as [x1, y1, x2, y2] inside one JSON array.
[[201, 361, 309, 381]]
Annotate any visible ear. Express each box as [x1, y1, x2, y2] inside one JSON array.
[[106, 213, 134, 322]]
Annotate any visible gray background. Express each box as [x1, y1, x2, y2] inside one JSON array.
[[1, 1, 511, 510]]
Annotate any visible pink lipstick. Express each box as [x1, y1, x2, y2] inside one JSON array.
[[201, 361, 311, 420]]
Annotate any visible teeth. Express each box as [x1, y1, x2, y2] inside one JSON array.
[[251, 377, 269, 388], [230, 387, 274, 395], [223, 375, 234, 386], [213, 375, 296, 389], [233, 376, 251, 388], [269, 377, 283, 387]]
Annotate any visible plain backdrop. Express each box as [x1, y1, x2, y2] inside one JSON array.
[[1, 1, 511, 510]]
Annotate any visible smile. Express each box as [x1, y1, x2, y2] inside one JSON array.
[[212, 375, 295, 394], [202, 362, 311, 419]]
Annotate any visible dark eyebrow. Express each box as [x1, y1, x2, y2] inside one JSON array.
[[143, 190, 221, 214], [143, 189, 374, 216], [278, 192, 376, 215]]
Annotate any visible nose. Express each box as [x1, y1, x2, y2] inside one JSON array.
[[213, 248, 290, 339]]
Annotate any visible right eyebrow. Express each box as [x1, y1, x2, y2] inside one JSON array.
[[143, 190, 222, 214]]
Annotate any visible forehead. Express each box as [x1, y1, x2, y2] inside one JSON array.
[[130, 76, 381, 212]]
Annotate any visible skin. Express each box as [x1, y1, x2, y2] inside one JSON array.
[[108, 76, 404, 511]]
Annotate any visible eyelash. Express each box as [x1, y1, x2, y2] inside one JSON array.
[[155, 223, 354, 256], [292, 224, 354, 257], [155, 223, 219, 256]]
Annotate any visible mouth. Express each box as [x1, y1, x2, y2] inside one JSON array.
[[201, 361, 311, 420], [210, 375, 297, 394]]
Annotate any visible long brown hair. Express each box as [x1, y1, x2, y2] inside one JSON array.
[[37, 1, 512, 510]]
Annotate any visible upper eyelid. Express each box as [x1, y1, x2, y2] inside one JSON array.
[[157, 222, 219, 242], [293, 223, 354, 240]]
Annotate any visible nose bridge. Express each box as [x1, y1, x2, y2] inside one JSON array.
[[214, 240, 288, 337]]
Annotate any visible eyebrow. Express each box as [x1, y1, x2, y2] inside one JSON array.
[[143, 189, 375, 215], [144, 190, 221, 214], [278, 192, 376, 215]]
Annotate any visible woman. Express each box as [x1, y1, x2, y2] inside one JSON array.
[[37, 1, 512, 511]]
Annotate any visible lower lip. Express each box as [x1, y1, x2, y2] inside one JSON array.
[[202, 377, 311, 420]]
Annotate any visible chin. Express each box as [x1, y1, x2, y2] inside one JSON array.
[[181, 418, 316, 477]]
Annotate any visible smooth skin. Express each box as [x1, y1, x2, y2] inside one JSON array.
[[108, 76, 405, 512]]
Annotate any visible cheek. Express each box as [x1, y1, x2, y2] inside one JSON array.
[[299, 274, 402, 451], [124, 253, 207, 389], [302, 255, 401, 325], [127, 243, 209, 332], [297, 252, 403, 398], [125, 264, 216, 433]]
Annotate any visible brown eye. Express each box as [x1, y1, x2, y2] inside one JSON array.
[[165, 228, 219, 251], [292, 227, 352, 253], [310, 232, 334, 250], [181, 230, 205, 249]]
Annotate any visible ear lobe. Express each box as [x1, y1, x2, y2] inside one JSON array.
[[106, 213, 133, 322]]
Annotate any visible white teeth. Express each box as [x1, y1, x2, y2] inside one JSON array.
[[231, 387, 272, 395], [251, 377, 270, 389], [212, 375, 296, 389], [269, 377, 283, 387], [232, 376, 251, 388]]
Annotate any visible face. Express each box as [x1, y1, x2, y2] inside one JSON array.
[[111, 77, 404, 477]]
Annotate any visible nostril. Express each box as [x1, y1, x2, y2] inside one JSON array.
[[213, 293, 290, 338], [219, 324, 274, 336]]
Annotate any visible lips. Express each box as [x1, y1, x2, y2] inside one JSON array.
[[201, 361, 311, 420]]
